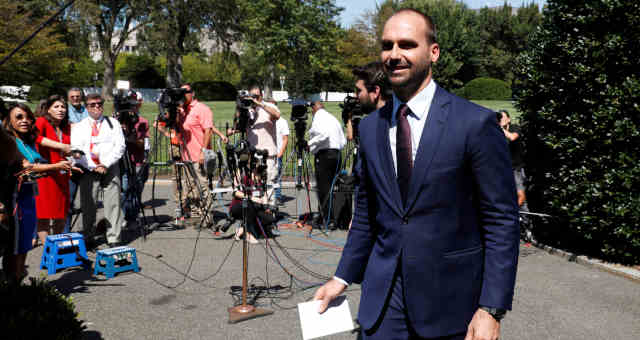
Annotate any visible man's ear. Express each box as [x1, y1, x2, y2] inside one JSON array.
[[373, 85, 382, 100]]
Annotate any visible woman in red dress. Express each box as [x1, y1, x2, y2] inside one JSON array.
[[35, 95, 73, 244]]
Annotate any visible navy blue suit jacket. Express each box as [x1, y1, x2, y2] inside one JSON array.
[[335, 85, 520, 337]]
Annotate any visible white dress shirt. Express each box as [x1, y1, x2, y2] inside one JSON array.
[[389, 80, 437, 175], [71, 115, 126, 170], [308, 108, 346, 154], [275, 117, 290, 154]]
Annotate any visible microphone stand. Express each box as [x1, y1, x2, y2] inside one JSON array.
[[228, 135, 273, 323]]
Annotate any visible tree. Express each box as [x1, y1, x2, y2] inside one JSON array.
[[515, 0, 640, 264], [476, 2, 541, 85], [0, 1, 72, 97], [334, 26, 379, 90], [239, 0, 343, 98], [139, 0, 241, 87], [116, 54, 164, 88], [78, 1, 150, 100]]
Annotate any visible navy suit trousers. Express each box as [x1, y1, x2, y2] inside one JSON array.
[[362, 267, 466, 340]]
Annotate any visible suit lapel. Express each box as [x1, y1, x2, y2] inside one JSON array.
[[376, 102, 403, 216], [405, 86, 451, 212]]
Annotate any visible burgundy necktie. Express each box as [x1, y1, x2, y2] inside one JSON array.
[[396, 104, 413, 204]]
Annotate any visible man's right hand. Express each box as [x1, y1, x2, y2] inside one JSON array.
[[94, 165, 107, 174], [313, 278, 347, 314]]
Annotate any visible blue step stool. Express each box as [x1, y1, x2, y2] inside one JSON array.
[[94, 246, 140, 279], [40, 233, 90, 275]]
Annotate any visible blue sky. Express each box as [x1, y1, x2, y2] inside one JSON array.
[[336, 0, 547, 27]]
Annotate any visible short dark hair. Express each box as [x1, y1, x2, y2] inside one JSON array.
[[352, 61, 392, 101], [3, 103, 38, 144], [392, 8, 437, 44], [180, 83, 194, 93], [85, 93, 103, 103], [67, 87, 84, 96], [248, 85, 262, 96]]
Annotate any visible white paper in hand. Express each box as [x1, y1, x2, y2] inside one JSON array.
[[298, 296, 354, 340]]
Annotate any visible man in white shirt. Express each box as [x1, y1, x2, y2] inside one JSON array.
[[71, 93, 126, 247], [274, 114, 289, 204], [308, 101, 346, 228]]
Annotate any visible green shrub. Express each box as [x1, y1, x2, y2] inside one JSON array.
[[191, 81, 237, 101], [1, 277, 86, 339], [117, 54, 165, 89], [515, 0, 640, 264], [460, 77, 512, 100]]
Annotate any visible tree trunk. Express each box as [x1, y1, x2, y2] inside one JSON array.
[[166, 50, 183, 88], [102, 57, 115, 101], [263, 65, 274, 99]]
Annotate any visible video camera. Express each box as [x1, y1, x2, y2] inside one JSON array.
[[113, 80, 140, 129], [290, 99, 310, 153], [234, 90, 255, 134], [226, 140, 268, 178], [291, 99, 310, 122], [157, 87, 187, 129], [340, 95, 363, 125], [340, 95, 366, 145]]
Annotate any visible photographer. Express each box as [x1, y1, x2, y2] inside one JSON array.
[[156, 84, 228, 218], [498, 110, 527, 208], [71, 93, 126, 247], [346, 62, 392, 141], [308, 101, 346, 229], [228, 86, 281, 205], [120, 91, 150, 229]]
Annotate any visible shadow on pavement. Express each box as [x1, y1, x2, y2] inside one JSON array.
[[48, 268, 125, 296]]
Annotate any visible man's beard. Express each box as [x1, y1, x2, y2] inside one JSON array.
[[386, 60, 432, 97], [360, 99, 377, 114]]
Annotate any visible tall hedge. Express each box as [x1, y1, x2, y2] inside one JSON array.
[[191, 81, 237, 101], [515, 0, 640, 264], [460, 77, 512, 100]]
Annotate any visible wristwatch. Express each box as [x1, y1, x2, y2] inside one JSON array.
[[479, 306, 507, 322]]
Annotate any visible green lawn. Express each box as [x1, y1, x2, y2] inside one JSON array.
[[24, 99, 518, 127], [22, 99, 520, 174], [471, 100, 521, 123], [137, 99, 520, 127]]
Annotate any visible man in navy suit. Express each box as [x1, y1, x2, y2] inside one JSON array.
[[313, 8, 520, 340]]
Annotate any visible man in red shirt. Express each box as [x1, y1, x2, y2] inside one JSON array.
[[176, 83, 227, 218]]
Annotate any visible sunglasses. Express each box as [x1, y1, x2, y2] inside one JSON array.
[[251, 94, 260, 99], [87, 102, 104, 108], [14, 114, 33, 121]]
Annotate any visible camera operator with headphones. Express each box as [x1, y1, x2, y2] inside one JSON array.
[[227, 85, 281, 206]]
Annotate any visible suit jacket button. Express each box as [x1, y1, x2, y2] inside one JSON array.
[[402, 217, 409, 224]]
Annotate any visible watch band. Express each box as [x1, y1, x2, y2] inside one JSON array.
[[480, 306, 507, 322]]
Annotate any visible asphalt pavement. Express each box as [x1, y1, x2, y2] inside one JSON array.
[[23, 182, 640, 340]]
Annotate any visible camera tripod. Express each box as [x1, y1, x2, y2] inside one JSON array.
[[148, 123, 206, 229], [197, 137, 235, 231], [119, 141, 150, 239], [282, 130, 314, 225]]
